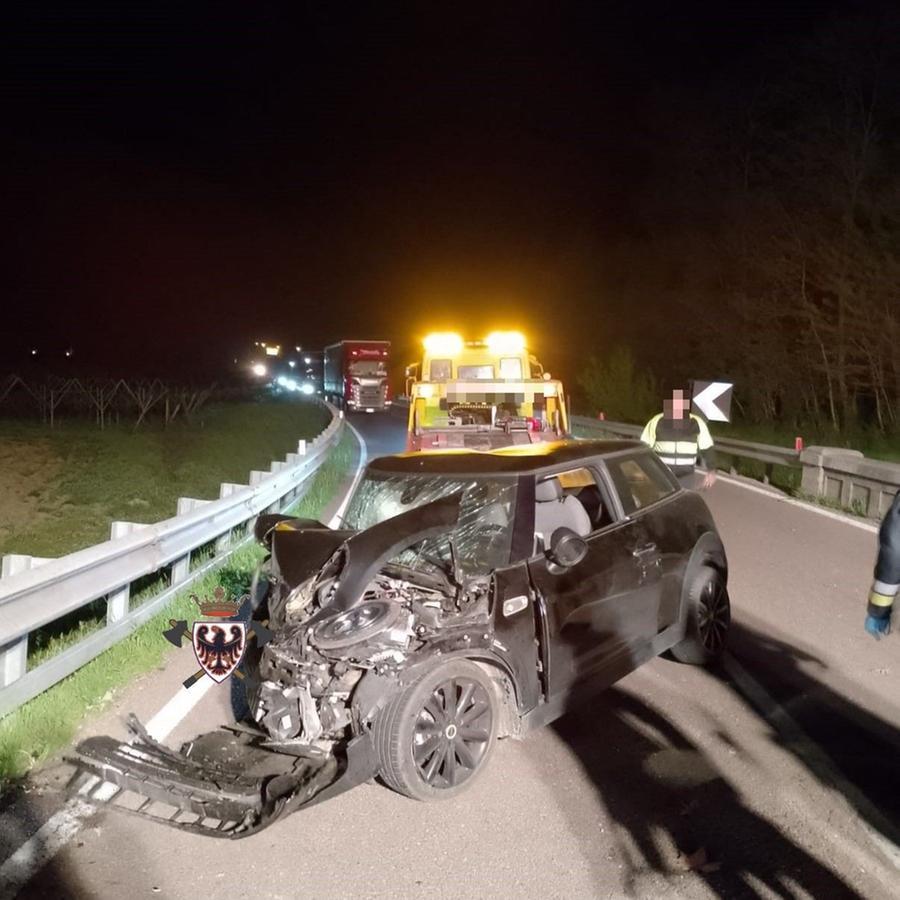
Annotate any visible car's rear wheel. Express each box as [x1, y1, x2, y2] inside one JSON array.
[[374, 659, 499, 801], [670, 565, 730, 665]]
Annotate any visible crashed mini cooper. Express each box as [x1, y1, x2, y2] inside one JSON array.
[[70, 439, 730, 837]]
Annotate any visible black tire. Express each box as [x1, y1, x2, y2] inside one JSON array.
[[374, 659, 499, 801], [670, 565, 730, 665]]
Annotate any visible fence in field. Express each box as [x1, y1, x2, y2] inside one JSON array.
[[0, 374, 257, 428], [0, 402, 345, 718]]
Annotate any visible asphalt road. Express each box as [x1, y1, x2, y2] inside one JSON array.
[[2, 410, 899, 899]]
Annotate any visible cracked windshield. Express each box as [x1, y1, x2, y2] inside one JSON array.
[[343, 472, 518, 573]]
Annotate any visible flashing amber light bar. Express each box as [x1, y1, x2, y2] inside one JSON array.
[[485, 331, 526, 354], [423, 332, 464, 356]]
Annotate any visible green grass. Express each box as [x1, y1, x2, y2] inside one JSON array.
[[0, 427, 356, 793], [793, 491, 870, 518], [0, 397, 331, 558], [713, 452, 801, 495]]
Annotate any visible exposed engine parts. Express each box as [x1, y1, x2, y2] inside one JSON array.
[[251, 566, 491, 750]]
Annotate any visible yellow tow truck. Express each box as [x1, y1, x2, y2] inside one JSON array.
[[405, 331, 570, 451]]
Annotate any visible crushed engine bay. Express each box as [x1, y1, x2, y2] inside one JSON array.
[[250, 562, 492, 748]]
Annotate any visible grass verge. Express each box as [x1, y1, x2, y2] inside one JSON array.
[[0, 427, 357, 792], [0, 397, 331, 558]]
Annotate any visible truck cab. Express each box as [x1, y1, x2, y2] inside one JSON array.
[[324, 340, 391, 412], [406, 332, 569, 451]]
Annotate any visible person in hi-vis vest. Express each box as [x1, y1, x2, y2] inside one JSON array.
[[641, 388, 716, 490]]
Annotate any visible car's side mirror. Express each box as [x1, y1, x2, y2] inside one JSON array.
[[546, 527, 588, 568]]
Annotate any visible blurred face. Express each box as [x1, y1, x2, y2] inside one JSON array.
[[664, 389, 690, 419]]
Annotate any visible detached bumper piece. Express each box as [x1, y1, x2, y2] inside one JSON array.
[[67, 714, 343, 838]]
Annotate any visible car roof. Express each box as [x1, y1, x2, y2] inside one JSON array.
[[366, 439, 646, 475]]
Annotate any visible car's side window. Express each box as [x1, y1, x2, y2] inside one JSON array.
[[606, 454, 676, 515], [533, 467, 614, 553], [557, 467, 616, 530]]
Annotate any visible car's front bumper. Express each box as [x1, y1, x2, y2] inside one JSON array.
[[67, 714, 376, 838]]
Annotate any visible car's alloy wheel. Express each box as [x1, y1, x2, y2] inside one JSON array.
[[697, 578, 730, 655], [413, 676, 493, 789], [670, 564, 731, 666], [374, 658, 499, 801]]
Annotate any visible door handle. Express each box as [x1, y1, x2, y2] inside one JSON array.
[[632, 543, 658, 559]]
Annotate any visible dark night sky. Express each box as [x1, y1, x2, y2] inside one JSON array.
[[3, 2, 853, 379]]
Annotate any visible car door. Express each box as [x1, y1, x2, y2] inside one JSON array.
[[604, 451, 683, 632], [526, 465, 664, 700]]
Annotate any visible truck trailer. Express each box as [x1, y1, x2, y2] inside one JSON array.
[[323, 340, 391, 412]]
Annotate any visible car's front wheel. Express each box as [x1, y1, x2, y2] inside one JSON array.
[[374, 659, 499, 801], [670, 564, 730, 665]]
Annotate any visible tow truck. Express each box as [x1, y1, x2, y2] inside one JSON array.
[[405, 331, 569, 451]]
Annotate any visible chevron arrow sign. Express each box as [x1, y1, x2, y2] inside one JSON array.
[[691, 381, 733, 422]]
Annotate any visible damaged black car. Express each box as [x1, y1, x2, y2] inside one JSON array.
[[69, 439, 730, 836]]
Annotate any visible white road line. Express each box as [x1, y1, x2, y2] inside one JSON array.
[[0, 674, 218, 898], [328, 420, 367, 529], [715, 473, 880, 533], [0, 425, 370, 897], [144, 671, 217, 741], [0, 799, 94, 900], [721, 652, 900, 873]]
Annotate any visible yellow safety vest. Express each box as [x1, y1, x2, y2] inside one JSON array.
[[640, 413, 714, 472]]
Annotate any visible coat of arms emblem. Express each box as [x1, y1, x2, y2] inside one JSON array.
[[162, 586, 271, 689]]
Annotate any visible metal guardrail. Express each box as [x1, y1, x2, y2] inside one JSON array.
[[571, 416, 800, 468], [571, 416, 900, 518], [0, 404, 345, 718], [397, 400, 897, 516]]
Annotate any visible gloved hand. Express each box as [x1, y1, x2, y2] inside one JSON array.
[[864, 613, 892, 639]]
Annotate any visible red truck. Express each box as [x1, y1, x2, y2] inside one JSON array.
[[323, 340, 391, 412]]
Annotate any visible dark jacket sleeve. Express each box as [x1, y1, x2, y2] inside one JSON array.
[[875, 491, 900, 587], [868, 490, 900, 619], [698, 446, 716, 472]]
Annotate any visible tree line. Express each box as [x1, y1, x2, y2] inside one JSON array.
[[578, 11, 899, 436]]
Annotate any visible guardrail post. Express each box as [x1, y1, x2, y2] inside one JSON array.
[[0, 637, 27, 688], [1, 554, 54, 578], [107, 521, 149, 624], [297, 440, 307, 455], [799, 447, 863, 503], [177, 496, 225, 568], [174, 498, 214, 583], [249, 470, 269, 487], [0, 555, 53, 686]]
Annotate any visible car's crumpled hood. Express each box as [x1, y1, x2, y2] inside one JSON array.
[[271, 492, 462, 612]]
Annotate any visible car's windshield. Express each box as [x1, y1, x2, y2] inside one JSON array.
[[342, 471, 517, 574], [349, 360, 386, 377]]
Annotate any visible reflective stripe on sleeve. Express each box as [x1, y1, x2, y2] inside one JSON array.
[[869, 590, 896, 608]]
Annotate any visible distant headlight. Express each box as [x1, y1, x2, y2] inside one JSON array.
[[301, 383, 315, 395]]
